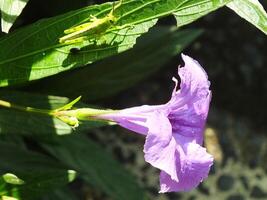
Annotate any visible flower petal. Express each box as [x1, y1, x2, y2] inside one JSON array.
[[97, 105, 166, 135], [159, 142, 213, 192], [169, 54, 211, 110], [180, 54, 210, 94], [168, 99, 210, 144], [168, 54, 211, 143], [143, 111, 178, 181]]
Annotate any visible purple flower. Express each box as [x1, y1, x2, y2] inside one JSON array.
[[97, 54, 213, 193]]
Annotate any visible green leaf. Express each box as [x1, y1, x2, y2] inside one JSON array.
[[1, 196, 18, 200], [43, 134, 147, 200], [25, 27, 202, 100], [0, 140, 76, 200], [55, 96, 82, 111], [0, 0, 29, 33], [173, 0, 231, 26], [0, 0, 230, 87], [0, 134, 26, 148], [41, 187, 78, 200], [0, 91, 107, 137], [2, 173, 25, 185], [227, 0, 267, 34], [0, 2, 156, 87]]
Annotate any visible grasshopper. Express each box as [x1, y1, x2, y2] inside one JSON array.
[[59, 0, 125, 44]]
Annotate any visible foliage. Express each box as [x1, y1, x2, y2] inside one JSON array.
[[0, 0, 266, 199], [0, 0, 29, 33], [227, 0, 267, 34]]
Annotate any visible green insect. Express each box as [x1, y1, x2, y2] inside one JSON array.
[[59, 0, 125, 44]]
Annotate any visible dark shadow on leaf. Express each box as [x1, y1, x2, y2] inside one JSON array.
[[0, 139, 75, 200], [0, 2, 112, 87], [61, 39, 121, 70], [0, 90, 60, 140], [22, 27, 202, 101], [0, 90, 108, 199], [41, 134, 147, 200]]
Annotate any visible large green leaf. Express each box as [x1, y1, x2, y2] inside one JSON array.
[[227, 0, 267, 34], [0, 0, 230, 87], [173, 0, 230, 26], [0, 0, 29, 33], [41, 187, 78, 200], [0, 91, 106, 137], [25, 27, 202, 100], [43, 134, 147, 200], [0, 140, 76, 200]]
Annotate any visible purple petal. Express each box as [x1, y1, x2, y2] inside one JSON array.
[[159, 142, 213, 193], [117, 119, 149, 135], [179, 54, 210, 95], [169, 54, 211, 110], [97, 105, 166, 136], [167, 54, 211, 144], [143, 111, 178, 181], [93, 54, 213, 193]]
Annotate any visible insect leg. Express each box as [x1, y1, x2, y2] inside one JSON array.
[[64, 22, 93, 34], [97, 35, 108, 45], [115, 24, 135, 30], [89, 14, 98, 21], [61, 36, 88, 44]]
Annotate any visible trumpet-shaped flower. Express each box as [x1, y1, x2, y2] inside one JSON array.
[[96, 54, 213, 192]]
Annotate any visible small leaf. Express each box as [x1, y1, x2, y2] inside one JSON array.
[[55, 96, 82, 111], [227, 0, 267, 34], [2, 173, 25, 185], [43, 134, 147, 200], [0, 0, 29, 33], [2, 196, 19, 200]]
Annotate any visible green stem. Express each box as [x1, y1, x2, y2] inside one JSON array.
[[0, 99, 54, 116], [0, 98, 116, 128]]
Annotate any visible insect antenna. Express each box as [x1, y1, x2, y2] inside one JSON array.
[[111, 0, 122, 15], [110, 1, 115, 15]]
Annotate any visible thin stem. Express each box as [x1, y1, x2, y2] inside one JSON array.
[[0, 99, 54, 116]]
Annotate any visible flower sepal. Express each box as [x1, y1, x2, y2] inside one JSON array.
[[52, 97, 117, 128]]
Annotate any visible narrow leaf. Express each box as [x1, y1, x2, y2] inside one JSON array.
[[227, 0, 267, 34], [2, 173, 25, 185], [55, 96, 82, 111], [0, 141, 76, 200], [0, 0, 230, 87], [0, 0, 29, 33], [1, 196, 18, 200], [41, 187, 78, 200], [43, 134, 147, 200]]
